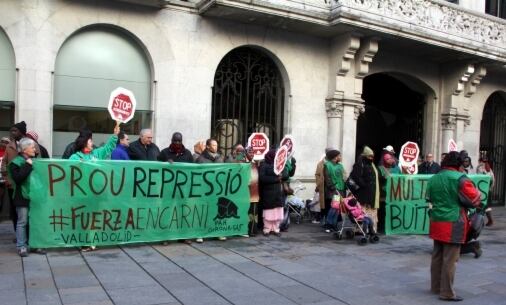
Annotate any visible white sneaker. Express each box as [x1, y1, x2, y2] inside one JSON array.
[[218, 237, 227, 241], [195, 238, 204, 243], [311, 220, 320, 224]]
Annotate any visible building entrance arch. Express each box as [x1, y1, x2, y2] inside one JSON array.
[[480, 91, 506, 206], [357, 72, 434, 160]]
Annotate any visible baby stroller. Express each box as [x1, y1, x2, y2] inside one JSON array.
[[460, 208, 485, 258], [335, 195, 380, 245], [280, 180, 306, 230]]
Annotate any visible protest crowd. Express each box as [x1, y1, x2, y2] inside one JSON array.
[[0, 119, 497, 303]]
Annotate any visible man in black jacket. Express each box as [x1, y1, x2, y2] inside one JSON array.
[[419, 153, 441, 174], [128, 129, 160, 161], [158, 132, 193, 163]]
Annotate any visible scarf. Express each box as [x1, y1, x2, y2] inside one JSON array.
[[82, 147, 92, 154], [371, 162, 380, 209], [169, 143, 186, 156], [324, 160, 345, 191]]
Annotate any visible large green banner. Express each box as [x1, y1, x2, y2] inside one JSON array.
[[27, 160, 251, 248], [385, 174, 491, 235]]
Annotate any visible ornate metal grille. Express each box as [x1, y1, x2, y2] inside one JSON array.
[[212, 47, 284, 157], [480, 93, 506, 206]]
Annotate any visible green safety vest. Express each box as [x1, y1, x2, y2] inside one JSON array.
[[427, 169, 464, 222]]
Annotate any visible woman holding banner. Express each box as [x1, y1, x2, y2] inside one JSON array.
[[70, 125, 119, 251], [69, 125, 119, 161]]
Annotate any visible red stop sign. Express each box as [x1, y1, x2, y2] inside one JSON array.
[[248, 133, 269, 160], [401, 141, 419, 163], [274, 145, 288, 175], [108, 87, 137, 123]]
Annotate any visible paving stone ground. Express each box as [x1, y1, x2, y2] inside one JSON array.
[[1, 207, 505, 305]]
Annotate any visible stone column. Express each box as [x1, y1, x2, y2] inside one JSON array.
[[341, 102, 364, 173], [325, 98, 343, 150], [441, 111, 456, 153]]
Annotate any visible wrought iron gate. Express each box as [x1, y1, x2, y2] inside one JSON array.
[[480, 92, 506, 206], [211, 47, 284, 157]]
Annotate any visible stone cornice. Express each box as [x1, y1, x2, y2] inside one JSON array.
[[196, 0, 506, 62]]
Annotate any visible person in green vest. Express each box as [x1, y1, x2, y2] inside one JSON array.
[[69, 125, 119, 251], [323, 149, 345, 232], [8, 137, 40, 257], [426, 151, 481, 302]]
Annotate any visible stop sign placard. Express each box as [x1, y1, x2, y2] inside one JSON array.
[[274, 145, 289, 175], [448, 139, 458, 152], [400, 141, 419, 164], [280, 135, 295, 159], [248, 133, 269, 161], [108, 87, 137, 123]]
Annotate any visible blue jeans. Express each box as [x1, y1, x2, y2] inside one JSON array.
[[16, 207, 28, 249]]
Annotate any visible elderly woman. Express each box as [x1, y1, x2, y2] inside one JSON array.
[[8, 137, 39, 257]]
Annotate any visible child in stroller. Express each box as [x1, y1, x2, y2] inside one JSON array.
[[336, 196, 379, 244]]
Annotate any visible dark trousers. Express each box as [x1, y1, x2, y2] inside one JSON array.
[[256, 202, 264, 231], [377, 200, 386, 233], [248, 203, 258, 236], [8, 188, 17, 232], [431, 240, 461, 299]]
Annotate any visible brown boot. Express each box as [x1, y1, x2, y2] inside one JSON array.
[[486, 209, 493, 227]]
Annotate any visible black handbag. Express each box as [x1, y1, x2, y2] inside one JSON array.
[[346, 177, 360, 193]]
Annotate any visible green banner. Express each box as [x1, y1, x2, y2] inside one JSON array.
[[27, 160, 251, 248], [385, 174, 491, 235]]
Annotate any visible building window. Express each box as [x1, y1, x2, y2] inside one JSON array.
[[211, 47, 285, 157], [486, 0, 506, 18], [53, 26, 152, 156], [0, 102, 14, 134]]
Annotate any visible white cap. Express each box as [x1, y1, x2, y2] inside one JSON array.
[[383, 145, 395, 153]]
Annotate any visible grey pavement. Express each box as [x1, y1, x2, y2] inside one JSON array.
[[1, 208, 505, 305]]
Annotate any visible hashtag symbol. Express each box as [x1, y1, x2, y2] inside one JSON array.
[[49, 209, 70, 231]]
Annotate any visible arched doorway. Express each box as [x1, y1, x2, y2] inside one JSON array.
[[480, 92, 506, 206], [357, 73, 427, 160], [211, 46, 285, 157], [0, 27, 15, 139], [53, 26, 153, 156]]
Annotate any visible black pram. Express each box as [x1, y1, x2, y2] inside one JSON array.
[[460, 209, 485, 258]]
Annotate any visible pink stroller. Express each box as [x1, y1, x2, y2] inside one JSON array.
[[335, 195, 380, 245]]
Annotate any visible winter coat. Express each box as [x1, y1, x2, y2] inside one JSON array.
[[8, 155, 32, 207], [34, 142, 50, 158], [158, 147, 193, 163], [349, 156, 378, 207], [419, 161, 441, 174], [343, 197, 365, 221], [259, 162, 284, 210], [2, 140, 19, 188], [62, 142, 76, 159], [128, 139, 160, 161], [427, 168, 480, 244], [111, 144, 130, 160], [196, 150, 224, 163], [314, 158, 326, 209], [69, 135, 117, 161]]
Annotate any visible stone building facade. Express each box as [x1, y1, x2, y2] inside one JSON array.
[[0, 0, 505, 205]]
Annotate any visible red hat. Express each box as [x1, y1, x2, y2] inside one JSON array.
[[26, 130, 39, 141]]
